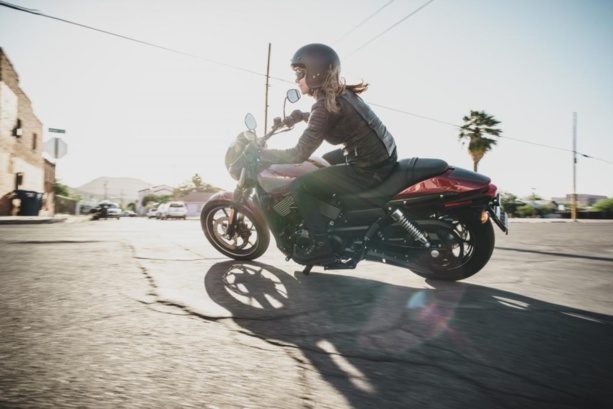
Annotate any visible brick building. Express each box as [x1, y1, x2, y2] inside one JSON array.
[[42, 157, 56, 215], [0, 48, 49, 216]]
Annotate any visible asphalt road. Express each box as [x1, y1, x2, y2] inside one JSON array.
[[1, 218, 611, 408]]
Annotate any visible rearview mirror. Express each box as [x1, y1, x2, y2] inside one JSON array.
[[244, 113, 257, 131], [286, 89, 300, 104]]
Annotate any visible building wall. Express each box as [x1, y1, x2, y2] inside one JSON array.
[[136, 185, 175, 216], [0, 48, 45, 215], [42, 158, 56, 216], [182, 192, 215, 217]]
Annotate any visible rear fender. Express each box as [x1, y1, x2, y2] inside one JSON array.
[[393, 168, 490, 198], [388, 167, 495, 210]]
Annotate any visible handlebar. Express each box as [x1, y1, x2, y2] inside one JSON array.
[[258, 109, 308, 146]]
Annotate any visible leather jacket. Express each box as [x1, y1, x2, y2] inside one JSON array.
[[261, 90, 397, 168]]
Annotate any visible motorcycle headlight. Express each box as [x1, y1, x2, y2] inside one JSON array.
[[225, 131, 256, 180]]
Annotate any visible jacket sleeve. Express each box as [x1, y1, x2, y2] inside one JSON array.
[[260, 101, 329, 164]]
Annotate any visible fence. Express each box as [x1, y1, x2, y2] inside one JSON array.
[[55, 195, 79, 215]]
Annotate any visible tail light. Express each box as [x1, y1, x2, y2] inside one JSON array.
[[481, 210, 489, 224], [486, 184, 498, 197]]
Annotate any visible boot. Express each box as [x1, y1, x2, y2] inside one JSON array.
[[294, 236, 335, 265]]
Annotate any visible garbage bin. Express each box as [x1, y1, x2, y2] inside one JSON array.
[[14, 190, 43, 216]]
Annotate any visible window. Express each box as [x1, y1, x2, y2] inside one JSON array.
[[32, 133, 38, 151], [13, 119, 23, 138]]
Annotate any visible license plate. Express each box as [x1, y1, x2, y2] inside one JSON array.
[[489, 195, 509, 234]]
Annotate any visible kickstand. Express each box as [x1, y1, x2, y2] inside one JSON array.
[[302, 265, 313, 275]]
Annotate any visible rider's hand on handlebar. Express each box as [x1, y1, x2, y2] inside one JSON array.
[[283, 110, 309, 128], [228, 142, 261, 179], [244, 141, 261, 161]]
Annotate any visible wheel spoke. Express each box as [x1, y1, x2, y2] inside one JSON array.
[[206, 205, 261, 255]]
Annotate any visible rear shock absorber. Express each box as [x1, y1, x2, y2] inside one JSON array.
[[390, 209, 430, 247]]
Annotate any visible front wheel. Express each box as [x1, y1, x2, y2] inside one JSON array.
[[409, 215, 495, 281], [201, 200, 270, 260]]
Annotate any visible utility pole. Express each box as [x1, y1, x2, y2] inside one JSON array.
[[264, 43, 271, 133], [571, 112, 577, 221]]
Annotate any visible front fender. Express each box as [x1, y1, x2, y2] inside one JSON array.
[[205, 191, 234, 204], [202, 191, 267, 229]]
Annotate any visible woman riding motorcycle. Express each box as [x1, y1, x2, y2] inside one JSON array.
[[260, 43, 398, 265]]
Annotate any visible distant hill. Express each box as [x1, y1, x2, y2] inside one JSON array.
[[73, 177, 153, 204]]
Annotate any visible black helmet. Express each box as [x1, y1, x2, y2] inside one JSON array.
[[291, 43, 340, 89]]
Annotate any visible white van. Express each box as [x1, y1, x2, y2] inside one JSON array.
[[158, 201, 187, 220]]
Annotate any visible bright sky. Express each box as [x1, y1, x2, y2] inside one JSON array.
[[1, 0, 611, 199]]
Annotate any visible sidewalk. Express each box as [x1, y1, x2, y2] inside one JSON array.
[[0, 214, 89, 225]]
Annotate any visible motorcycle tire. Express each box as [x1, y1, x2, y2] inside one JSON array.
[[201, 200, 270, 261], [409, 216, 495, 281]]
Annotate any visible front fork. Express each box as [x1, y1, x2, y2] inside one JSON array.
[[224, 207, 238, 239], [224, 182, 249, 240]]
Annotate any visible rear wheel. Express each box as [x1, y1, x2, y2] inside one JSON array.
[[201, 201, 270, 260], [409, 215, 495, 281]]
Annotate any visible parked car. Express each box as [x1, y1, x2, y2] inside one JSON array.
[[90, 201, 121, 220], [155, 203, 170, 219], [122, 210, 136, 217], [147, 206, 158, 219], [158, 201, 187, 220]]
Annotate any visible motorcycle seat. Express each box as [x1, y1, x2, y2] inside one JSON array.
[[338, 158, 449, 209]]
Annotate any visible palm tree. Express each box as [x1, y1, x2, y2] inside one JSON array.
[[458, 110, 502, 172]]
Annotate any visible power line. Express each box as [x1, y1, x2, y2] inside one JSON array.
[[333, 0, 396, 45], [500, 136, 612, 165], [343, 0, 436, 59], [2, 1, 610, 165], [369, 102, 612, 164], [369, 102, 458, 127], [0, 0, 284, 81]]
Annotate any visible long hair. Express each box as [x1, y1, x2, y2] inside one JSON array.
[[318, 66, 369, 113]]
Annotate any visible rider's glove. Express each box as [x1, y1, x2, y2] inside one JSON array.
[[283, 110, 309, 127], [244, 142, 261, 162], [229, 142, 261, 179]]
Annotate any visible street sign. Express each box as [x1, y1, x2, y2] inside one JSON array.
[[44, 137, 68, 159], [48, 128, 66, 134]]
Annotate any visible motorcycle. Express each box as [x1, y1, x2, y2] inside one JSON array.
[[200, 89, 509, 281]]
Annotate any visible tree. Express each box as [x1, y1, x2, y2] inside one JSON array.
[[593, 198, 613, 212], [458, 110, 502, 172], [175, 173, 221, 197], [500, 192, 521, 217], [141, 194, 156, 207], [54, 181, 71, 197], [54, 180, 81, 200], [192, 174, 205, 190], [141, 194, 172, 207]]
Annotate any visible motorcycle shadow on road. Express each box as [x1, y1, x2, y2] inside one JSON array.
[[203, 260, 612, 409]]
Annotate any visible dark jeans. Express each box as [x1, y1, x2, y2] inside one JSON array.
[[290, 159, 396, 238]]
